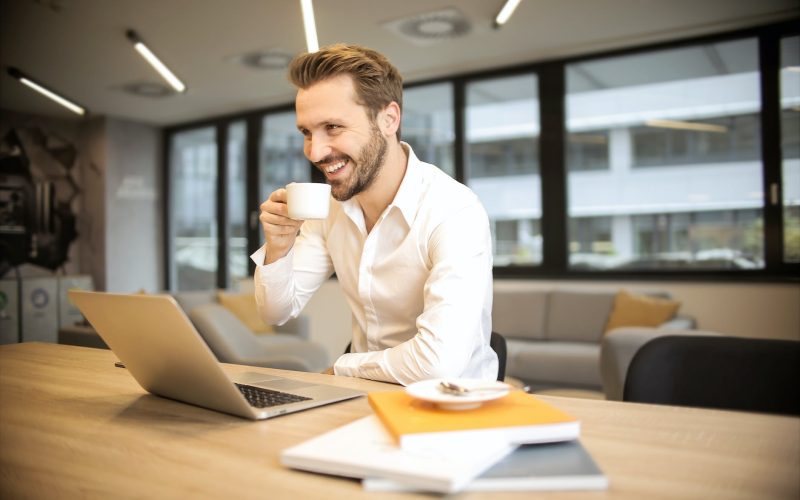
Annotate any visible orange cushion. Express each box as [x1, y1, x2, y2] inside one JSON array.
[[604, 290, 680, 333], [217, 292, 274, 334]]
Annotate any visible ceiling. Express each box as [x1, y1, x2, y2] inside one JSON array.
[[1, 0, 797, 127]]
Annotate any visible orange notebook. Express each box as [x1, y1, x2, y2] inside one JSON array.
[[368, 390, 580, 452]]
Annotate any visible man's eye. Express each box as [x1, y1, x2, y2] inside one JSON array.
[[327, 124, 341, 130]]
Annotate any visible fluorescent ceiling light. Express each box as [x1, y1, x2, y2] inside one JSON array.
[[645, 119, 727, 133], [7, 67, 86, 116], [126, 30, 186, 93], [300, 0, 319, 53], [495, 0, 522, 27]]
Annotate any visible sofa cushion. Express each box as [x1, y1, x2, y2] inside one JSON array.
[[507, 339, 601, 388], [545, 290, 616, 343], [172, 290, 218, 313], [604, 290, 680, 333], [492, 289, 548, 340], [217, 291, 274, 334]]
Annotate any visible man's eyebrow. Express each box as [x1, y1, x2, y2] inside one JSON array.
[[296, 119, 342, 131]]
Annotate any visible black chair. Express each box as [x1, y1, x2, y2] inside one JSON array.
[[343, 331, 507, 381], [490, 331, 507, 382], [623, 335, 800, 416]]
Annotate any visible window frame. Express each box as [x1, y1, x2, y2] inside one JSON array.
[[163, 20, 799, 288]]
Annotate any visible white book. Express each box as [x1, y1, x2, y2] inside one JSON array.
[[281, 415, 515, 494], [363, 440, 609, 492]]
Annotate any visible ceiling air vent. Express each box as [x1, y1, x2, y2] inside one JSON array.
[[120, 82, 174, 98], [382, 7, 472, 46], [228, 49, 293, 70]]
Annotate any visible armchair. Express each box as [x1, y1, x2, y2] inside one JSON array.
[[188, 304, 328, 372], [172, 289, 328, 372]]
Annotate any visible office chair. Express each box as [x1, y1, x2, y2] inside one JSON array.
[[623, 335, 800, 416], [490, 331, 507, 382], [343, 331, 508, 381]]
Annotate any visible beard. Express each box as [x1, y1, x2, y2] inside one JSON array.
[[326, 124, 388, 202]]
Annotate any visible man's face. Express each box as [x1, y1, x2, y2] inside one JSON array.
[[295, 74, 388, 201]]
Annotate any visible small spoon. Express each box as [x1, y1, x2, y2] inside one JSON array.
[[438, 381, 509, 396]]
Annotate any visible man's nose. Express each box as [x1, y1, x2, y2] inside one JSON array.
[[306, 134, 331, 163]]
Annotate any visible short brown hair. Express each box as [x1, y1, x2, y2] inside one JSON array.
[[289, 44, 403, 136]]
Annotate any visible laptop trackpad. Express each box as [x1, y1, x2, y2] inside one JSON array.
[[234, 372, 315, 391], [235, 372, 284, 384], [255, 379, 316, 391]]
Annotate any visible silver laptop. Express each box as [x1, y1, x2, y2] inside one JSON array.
[[68, 290, 363, 420]]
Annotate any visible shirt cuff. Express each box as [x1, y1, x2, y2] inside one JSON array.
[[333, 350, 399, 384], [249, 244, 268, 267], [251, 244, 294, 280]]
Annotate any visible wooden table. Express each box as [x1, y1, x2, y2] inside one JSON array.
[[1, 343, 798, 499]]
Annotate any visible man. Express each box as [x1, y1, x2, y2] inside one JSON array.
[[251, 44, 496, 385]]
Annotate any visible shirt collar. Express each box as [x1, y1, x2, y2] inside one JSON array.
[[390, 142, 424, 227], [339, 142, 424, 229]]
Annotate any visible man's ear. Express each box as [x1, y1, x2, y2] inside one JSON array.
[[379, 101, 401, 137]]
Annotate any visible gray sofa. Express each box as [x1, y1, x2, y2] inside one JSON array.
[[492, 288, 695, 393], [172, 290, 329, 372]]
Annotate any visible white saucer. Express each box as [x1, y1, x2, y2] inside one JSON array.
[[405, 378, 511, 410]]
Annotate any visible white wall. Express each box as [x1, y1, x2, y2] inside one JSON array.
[[77, 117, 107, 288], [0, 111, 164, 293], [303, 279, 800, 357], [104, 119, 163, 293], [642, 282, 800, 341]]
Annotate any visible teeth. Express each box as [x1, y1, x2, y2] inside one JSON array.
[[325, 160, 346, 174]]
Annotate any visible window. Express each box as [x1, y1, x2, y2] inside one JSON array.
[[631, 113, 760, 167], [565, 38, 765, 270], [781, 35, 800, 263], [260, 111, 310, 208], [403, 83, 455, 176], [625, 209, 762, 269], [567, 131, 609, 172], [465, 74, 541, 266], [469, 138, 540, 178], [169, 127, 217, 290], [569, 217, 613, 269], [227, 121, 248, 285], [166, 23, 797, 284]]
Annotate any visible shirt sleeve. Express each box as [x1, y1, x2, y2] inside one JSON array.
[[333, 200, 495, 385], [250, 220, 334, 326]]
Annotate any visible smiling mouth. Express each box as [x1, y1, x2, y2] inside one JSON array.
[[325, 159, 347, 174], [316, 156, 349, 178]]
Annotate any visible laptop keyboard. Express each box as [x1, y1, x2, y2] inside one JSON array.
[[235, 383, 312, 408]]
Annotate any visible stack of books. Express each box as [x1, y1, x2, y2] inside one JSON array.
[[281, 388, 608, 494]]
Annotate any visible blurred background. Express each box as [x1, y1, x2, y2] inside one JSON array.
[[1, 0, 798, 355]]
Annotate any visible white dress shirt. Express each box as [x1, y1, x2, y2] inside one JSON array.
[[251, 144, 497, 385]]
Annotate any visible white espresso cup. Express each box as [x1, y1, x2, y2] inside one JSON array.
[[285, 182, 331, 220]]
